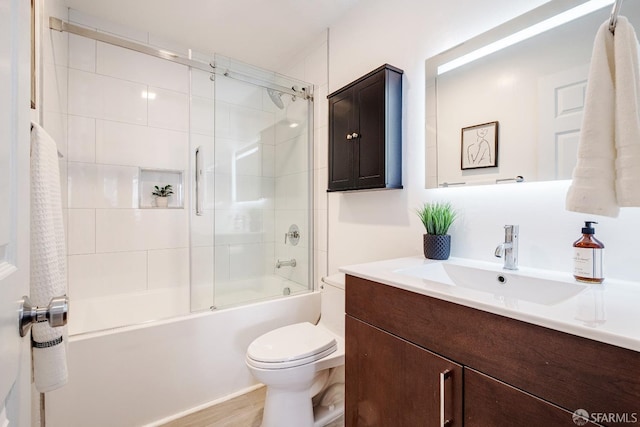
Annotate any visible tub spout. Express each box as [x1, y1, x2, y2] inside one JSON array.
[[276, 259, 296, 268]]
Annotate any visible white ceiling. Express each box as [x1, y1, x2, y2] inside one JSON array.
[[64, 0, 360, 72]]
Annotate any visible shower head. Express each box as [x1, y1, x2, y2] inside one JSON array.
[[267, 88, 285, 110]]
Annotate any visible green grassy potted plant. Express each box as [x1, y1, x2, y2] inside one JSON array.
[[152, 184, 174, 208], [416, 202, 457, 260]]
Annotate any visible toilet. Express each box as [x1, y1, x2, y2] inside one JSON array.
[[246, 274, 345, 427]]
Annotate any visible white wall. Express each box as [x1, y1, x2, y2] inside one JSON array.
[[325, 0, 640, 284]]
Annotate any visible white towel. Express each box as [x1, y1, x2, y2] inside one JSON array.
[[30, 122, 68, 392], [566, 20, 619, 217], [614, 16, 640, 207]]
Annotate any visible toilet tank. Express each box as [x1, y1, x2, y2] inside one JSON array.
[[319, 273, 345, 337]]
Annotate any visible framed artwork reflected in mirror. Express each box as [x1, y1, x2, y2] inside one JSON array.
[[461, 121, 498, 170]]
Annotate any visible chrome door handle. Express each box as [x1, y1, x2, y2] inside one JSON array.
[[440, 369, 452, 427], [19, 295, 69, 337]]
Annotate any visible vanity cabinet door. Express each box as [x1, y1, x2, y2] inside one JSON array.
[[465, 368, 603, 427], [327, 64, 403, 192], [346, 315, 463, 427]]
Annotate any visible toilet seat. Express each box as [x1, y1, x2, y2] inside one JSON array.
[[247, 322, 337, 369]]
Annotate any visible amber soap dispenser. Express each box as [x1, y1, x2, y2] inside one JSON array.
[[573, 221, 604, 283]]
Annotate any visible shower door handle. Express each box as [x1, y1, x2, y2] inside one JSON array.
[[195, 146, 204, 216]]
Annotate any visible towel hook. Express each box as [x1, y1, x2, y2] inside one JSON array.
[[609, 0, 624, 34]]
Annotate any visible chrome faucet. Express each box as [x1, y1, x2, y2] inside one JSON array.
[[495, 225, 519, 270], [276, 259, 297, 269]]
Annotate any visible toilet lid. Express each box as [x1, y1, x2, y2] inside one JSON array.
[[247, 322, 337, 365]]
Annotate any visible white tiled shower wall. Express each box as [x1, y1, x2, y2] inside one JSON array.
[[43, 8, 320, 322], [62, 11, 192, 313]]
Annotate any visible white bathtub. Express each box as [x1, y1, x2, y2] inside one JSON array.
[[46, 291, 320, 427], [70, 275, 309, 335]]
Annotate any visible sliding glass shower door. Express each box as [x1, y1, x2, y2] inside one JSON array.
[[57, 10, 314, 334], [190, 55, 314, 312]]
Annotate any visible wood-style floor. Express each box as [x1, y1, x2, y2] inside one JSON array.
[[161, 387, 345, 427]]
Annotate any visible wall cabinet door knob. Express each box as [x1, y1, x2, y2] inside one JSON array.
[[346, 133, 353, 140], [352, 132, 359, 138]]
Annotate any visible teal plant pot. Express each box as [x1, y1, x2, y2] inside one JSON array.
[[423, 234, 451, 260]]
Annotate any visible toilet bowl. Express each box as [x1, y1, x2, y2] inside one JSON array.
[[246, 274, 345, 427]]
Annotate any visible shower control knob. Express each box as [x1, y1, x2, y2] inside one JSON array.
[[284, 224, 300, 246]]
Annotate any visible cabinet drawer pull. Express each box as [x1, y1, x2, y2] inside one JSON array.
[[440, 369, 452, 427]]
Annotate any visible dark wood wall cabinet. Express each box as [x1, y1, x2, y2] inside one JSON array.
[[345, 275, 640, 427], [327, 64, 403, 192]]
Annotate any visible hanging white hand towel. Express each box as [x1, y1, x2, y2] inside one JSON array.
[[30, 122, 68, 392], [613, 16, 640, 207], [566, 20, 619, 217]]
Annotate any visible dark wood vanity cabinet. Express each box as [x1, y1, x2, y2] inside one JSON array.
[[347, 316, 463, 426], [327, 64, 402, 192], [464, 368, 600, 426], [345, 275, 640, 427]]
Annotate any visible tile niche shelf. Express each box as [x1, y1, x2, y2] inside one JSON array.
[[139, 168, 184, 209]]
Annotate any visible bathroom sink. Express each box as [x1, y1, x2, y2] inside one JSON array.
[[394, 260, 588, 306]]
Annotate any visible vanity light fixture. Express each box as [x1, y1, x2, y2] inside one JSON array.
[[437, 0, 615, 75]]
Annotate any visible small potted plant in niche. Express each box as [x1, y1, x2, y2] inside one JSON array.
[[416, 201, 457, 260], [152, 184, 173, 208]]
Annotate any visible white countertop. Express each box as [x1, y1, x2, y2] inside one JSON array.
[[340, 256, 640, 353]]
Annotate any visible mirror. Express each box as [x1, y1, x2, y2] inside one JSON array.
[[425, 0, 640, 188]]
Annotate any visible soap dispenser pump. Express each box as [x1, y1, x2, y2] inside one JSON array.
[[573, 221, 604, 283]]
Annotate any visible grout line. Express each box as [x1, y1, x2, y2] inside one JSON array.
[[145, 249, 149, 291], [93, 207, 96, 254]]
